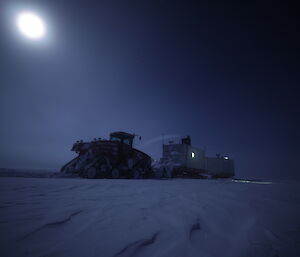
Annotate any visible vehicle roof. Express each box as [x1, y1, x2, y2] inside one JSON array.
[[110, 131, 135, 139]]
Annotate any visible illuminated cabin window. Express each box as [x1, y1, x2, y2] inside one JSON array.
[[123, 139, 130, 145], [191, 152, 195, 158], [111, 137, 121, 142]]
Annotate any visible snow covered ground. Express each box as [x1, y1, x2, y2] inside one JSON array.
[[0, 177, 299, 257], [0, 168, 59, 178]]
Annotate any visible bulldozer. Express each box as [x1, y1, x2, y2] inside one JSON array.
[[60, 132, 153, 179]]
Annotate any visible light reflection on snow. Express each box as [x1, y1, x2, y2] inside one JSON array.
[[232, 179, 273, 185]]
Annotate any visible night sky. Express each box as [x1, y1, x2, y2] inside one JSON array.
[[0, 0, 298, 180]]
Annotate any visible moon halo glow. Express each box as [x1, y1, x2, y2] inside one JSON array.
[[16, 12, 45, 39]]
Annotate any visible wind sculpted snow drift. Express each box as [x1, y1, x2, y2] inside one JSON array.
[[0, 177, 299, 257]]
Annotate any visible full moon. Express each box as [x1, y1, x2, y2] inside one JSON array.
[[16, 12, 45, 39]]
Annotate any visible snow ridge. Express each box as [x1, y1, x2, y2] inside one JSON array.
[[18, 210, 82, 241], [113, 232, 159, 257]]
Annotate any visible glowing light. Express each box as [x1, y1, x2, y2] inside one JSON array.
[[16, 12, 45, 39], [191, 152, 195, 158], [224, 156, 229, 160], [232, 179, 273, 185]]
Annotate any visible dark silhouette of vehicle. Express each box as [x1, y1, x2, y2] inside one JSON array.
[[61, 132, 152, 179]]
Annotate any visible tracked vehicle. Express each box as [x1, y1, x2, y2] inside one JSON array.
[[61, 132, 152, 179]]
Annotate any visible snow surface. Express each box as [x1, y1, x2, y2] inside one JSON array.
[[0, 168, 59, 178], [0, 177, 299, 257]]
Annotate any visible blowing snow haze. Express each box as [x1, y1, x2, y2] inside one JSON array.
[[0, 0, 298, 180]]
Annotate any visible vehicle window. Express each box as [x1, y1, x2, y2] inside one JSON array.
[[123, 139, 130, 145], [111, 137, 121, 142]]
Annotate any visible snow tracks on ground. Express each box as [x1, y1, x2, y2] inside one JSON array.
[[0, 177, 299, 257]]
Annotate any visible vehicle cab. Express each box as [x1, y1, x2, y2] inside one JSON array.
[[109, 131, 135, 147]]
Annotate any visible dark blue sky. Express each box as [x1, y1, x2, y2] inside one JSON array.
[[0, 0, 298, 179]]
